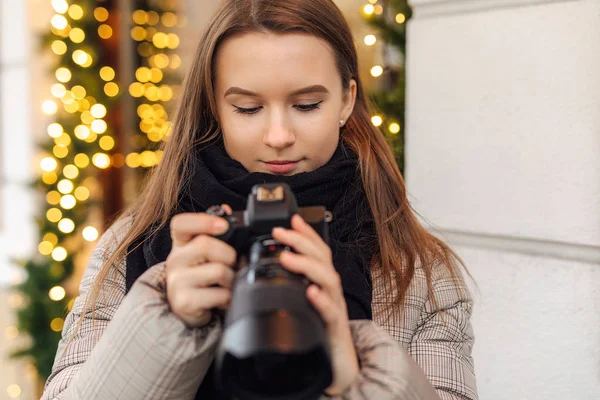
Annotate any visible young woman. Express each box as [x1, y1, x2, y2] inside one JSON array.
[[42, 0, 477, 399]]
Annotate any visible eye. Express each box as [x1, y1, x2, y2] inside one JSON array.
[[233, 106, 261, 115], [295, 101, 323, 112]]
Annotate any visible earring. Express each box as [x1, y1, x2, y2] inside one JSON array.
[[339, 120, 345, 127]]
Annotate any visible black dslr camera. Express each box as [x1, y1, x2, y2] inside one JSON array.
[[207, 183, 333, 400]]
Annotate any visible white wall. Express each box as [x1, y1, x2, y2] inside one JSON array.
[[406, 0, 600, 398]]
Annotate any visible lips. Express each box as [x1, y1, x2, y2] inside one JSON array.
[[264, 160, 300, 174]]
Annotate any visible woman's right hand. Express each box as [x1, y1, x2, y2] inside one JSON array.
[[165, 209, 236, 328]]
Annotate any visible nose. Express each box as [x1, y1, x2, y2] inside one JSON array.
[[263, 111, 295, 150]]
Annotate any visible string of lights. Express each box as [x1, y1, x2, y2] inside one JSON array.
[[361, 0, 411, 171]]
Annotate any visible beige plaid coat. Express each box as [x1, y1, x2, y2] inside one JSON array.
[[42, 217, 478, 400]]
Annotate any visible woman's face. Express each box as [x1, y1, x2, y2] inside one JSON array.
[[214, 32, 356, 175]]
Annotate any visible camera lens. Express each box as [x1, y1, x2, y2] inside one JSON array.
[[232, 350, 323, 396]]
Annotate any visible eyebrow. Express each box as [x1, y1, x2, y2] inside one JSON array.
[[224, 84, 330, 98]]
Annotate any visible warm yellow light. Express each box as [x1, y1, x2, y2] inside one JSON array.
[[371, 115, 383, 127], [51, 14, 68, 30], [69, 27, 85, 43], [104, 82, 119, 97], [129, 82, 144, 98], [42, 172, 58, 185], [152, 32, 168, 49], [91, 119, 108, 134], [51, 40, 67, 55], [99, 136, 115, 150], [47, 191, 61, 205], [43, 233, 59, 246], [56, 67, 72, 83], [82, 226, 99, 241], [144, 86, 158, 102], [47, 208, 62, 222], [71, 85, 86, 100], [166, 33, 180, 49], [42, 100, 58, 115], [98, 24, 113, 39], [51, 0, 68, 14], [126, 152, 141, 168], [51, 83, 67, 98], [54, 133, 72, 147], [92, 153, 111, 169], [57, 179, 74, 194], [138, 42, 152, 57], [50, 317, 65, 332], [396, 13, 406, 24], [53, 145, 69, 159], [169, 54, 181, 69], [74, 153, 90, 168], [78, 98, 91, 111], [130, 26, 146, 41], [6, 384, 21, 398], [161, 12, 177, 27], [149, 68, 163, 83], [64, 101, 79, 113], [364, 35, 377, 46], [133, 10, 148, 25], [157, 86, 173, 102], [74, 125, 91, 140], [94, 7, 109, 22], [141, 150, 158, 167], [60, 194, 76, 209], [371, 65, 384, 77], [58, 218, 75, 233], [153, 54, 169, 69], [72, 50, 89, 65], [49, 286, 66, 301], [135, 67, 151, 83], [90, 104, 107, 118], [82, 57, 93, 68], [68, 4, 84, 20], [374, 5, 384, 15], [389, 123, 401, 134], [363, 4, 375, 15], [63, 164, 79, 179], [147, 11, 159, 26], [61, 90, 75, 105], [84, 133, 98, 143], [38, 241, 54, 255], [40, 157, 58, 172], [47, 123, 63, 138], [100, 66, 115, 81], [81, 110, 95, 124], [74, 186, 90, 201]]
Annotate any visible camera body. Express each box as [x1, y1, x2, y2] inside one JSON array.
[[208, 183, 333, 400]]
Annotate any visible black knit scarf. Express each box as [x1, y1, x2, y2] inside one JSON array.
[[125, 140, 377, 398]]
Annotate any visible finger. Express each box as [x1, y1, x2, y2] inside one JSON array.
[[168, 263, 235, 289], [170, 213, 229, 247], [271, 226, 324, 258], [171, 287, 231, 318], [221, 204, 233, 214], [167, 235, 237, 269], [291, 214, 323, 244], [279, 251, 341, 295], [306, 284, 340, 326]]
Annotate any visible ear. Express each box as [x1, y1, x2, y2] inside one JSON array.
[[340, 79, 357, 125]]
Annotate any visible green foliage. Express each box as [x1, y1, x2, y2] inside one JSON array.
[[363, 0, 412, 173]]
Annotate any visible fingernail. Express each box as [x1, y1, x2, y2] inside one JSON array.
[[214, 219, 228, 233]]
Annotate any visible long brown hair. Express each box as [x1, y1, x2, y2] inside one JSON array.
[[87, 0, 469, 324]]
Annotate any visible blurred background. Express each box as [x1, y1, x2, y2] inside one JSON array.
[[0, 0, 598, 399]]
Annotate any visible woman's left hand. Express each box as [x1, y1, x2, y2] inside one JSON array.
[[272, 214, 359, 397]]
